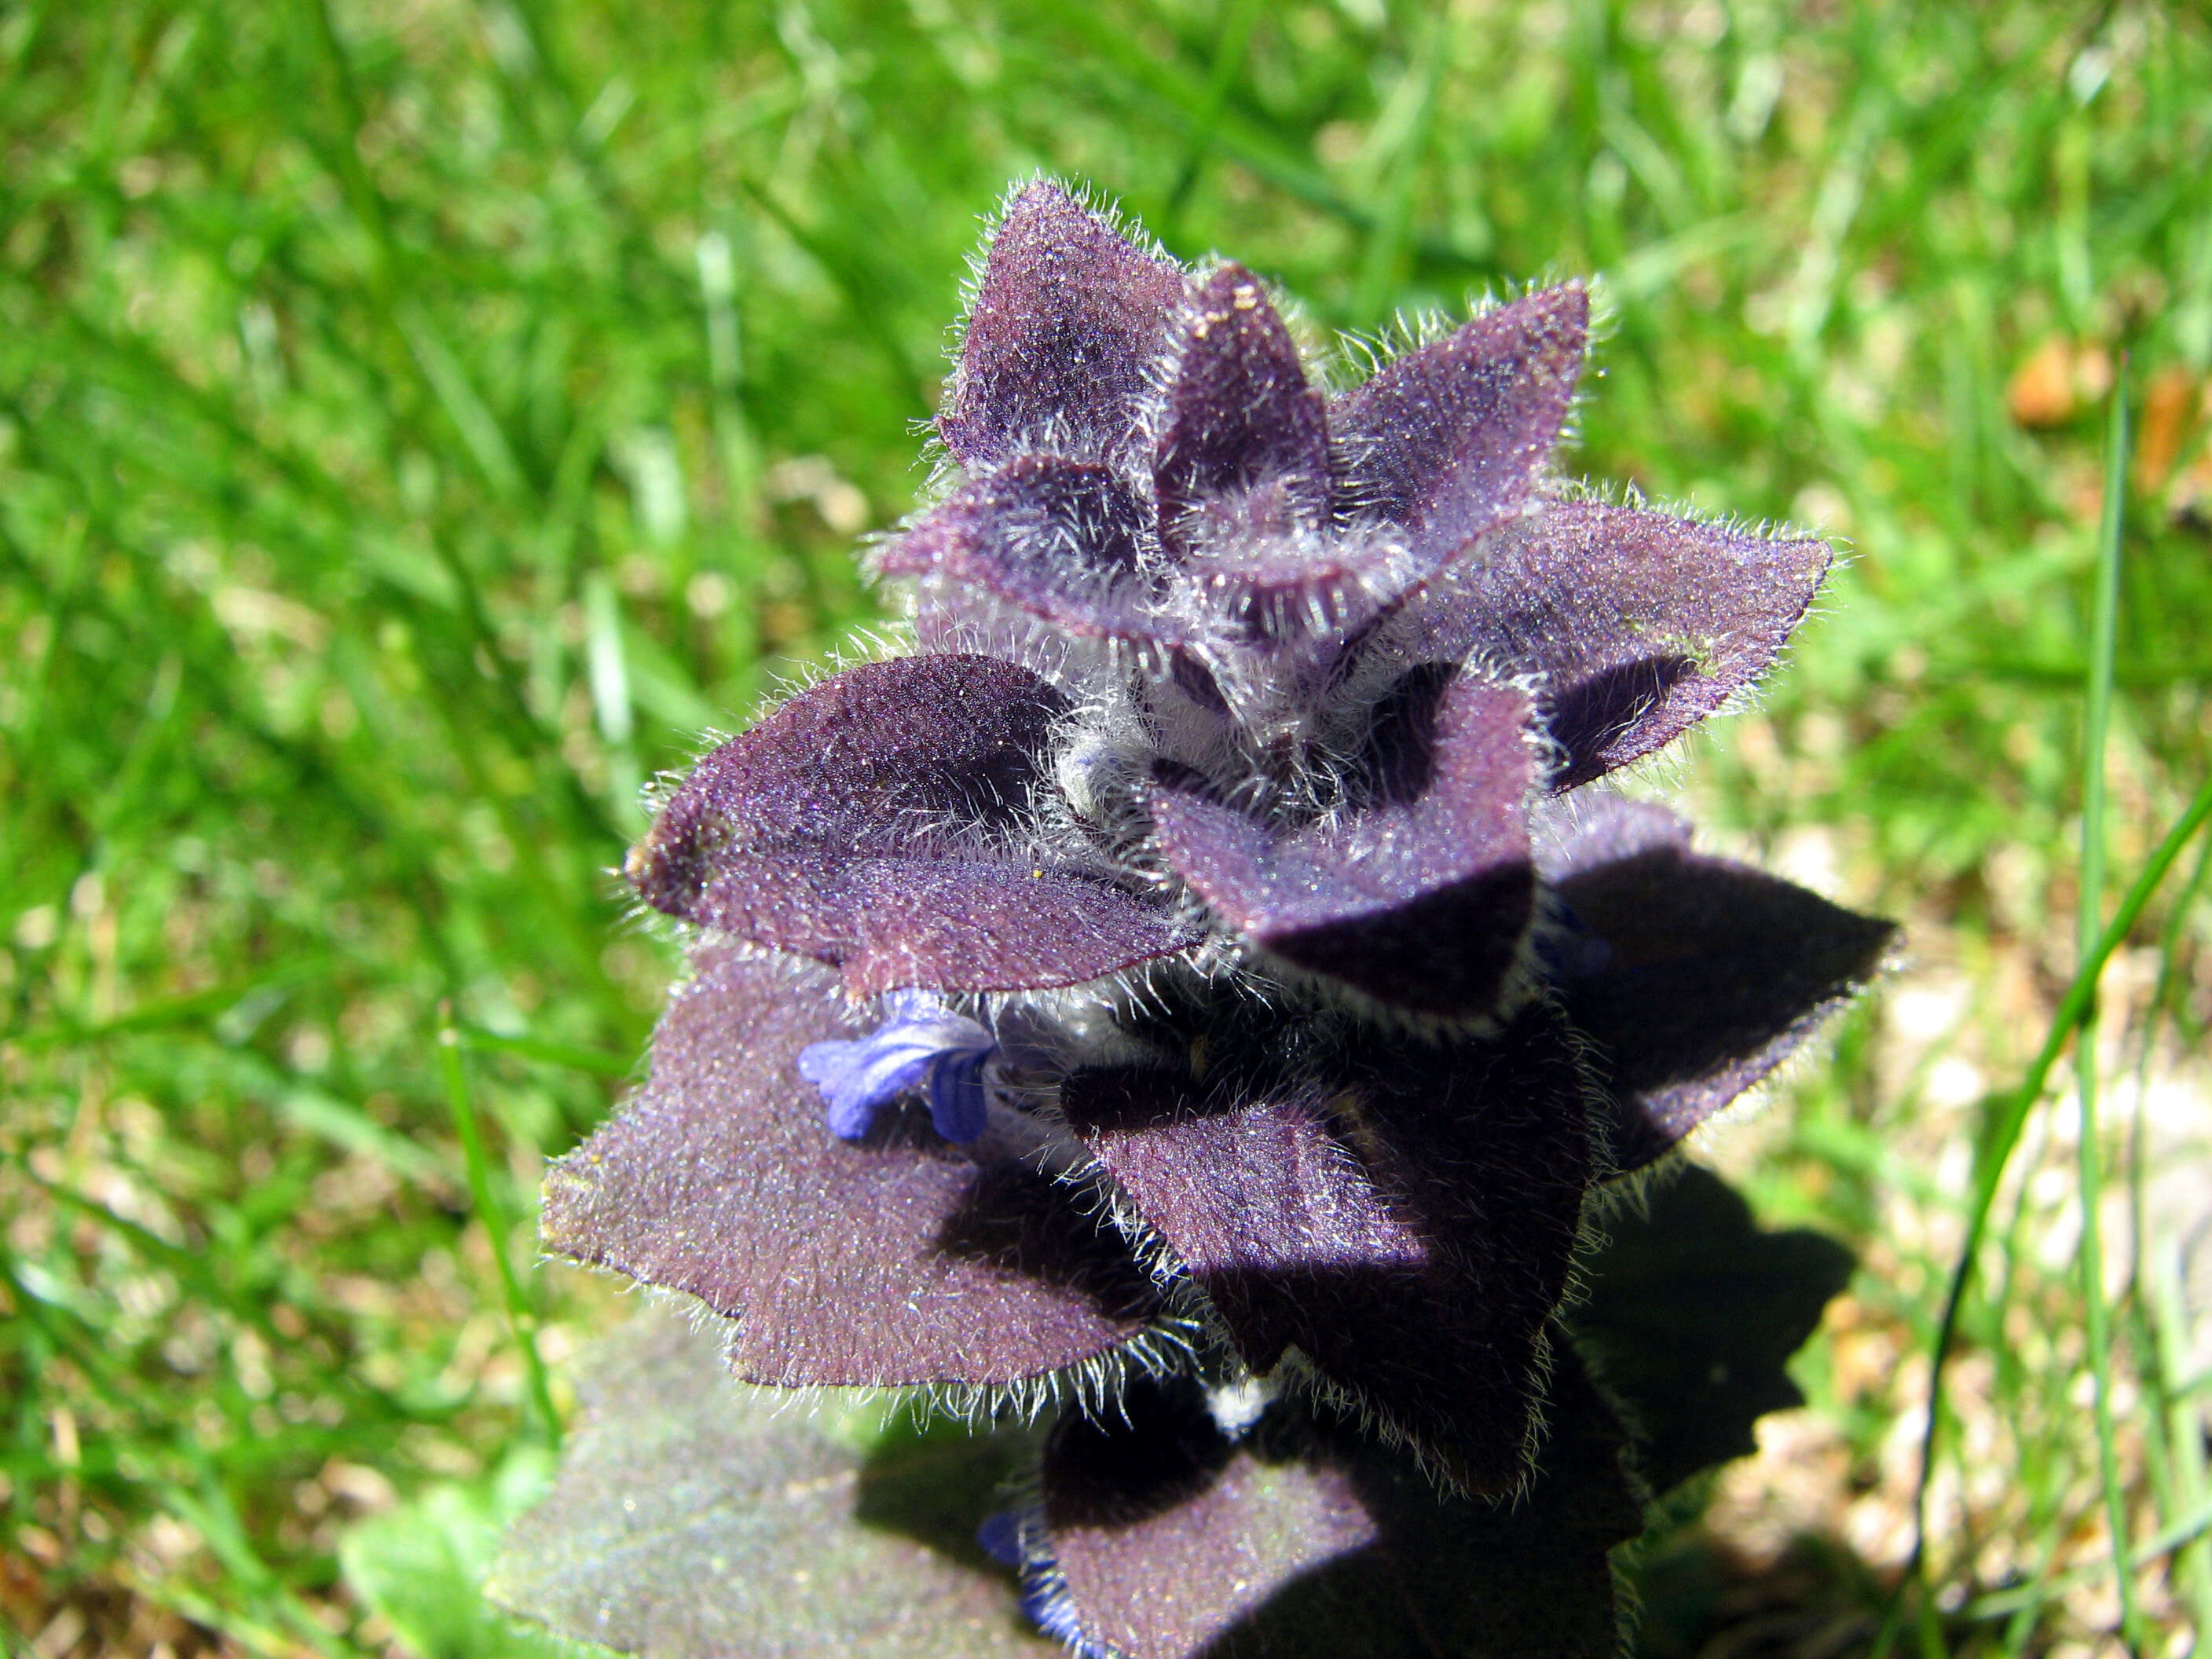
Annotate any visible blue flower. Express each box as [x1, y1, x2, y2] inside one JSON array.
[[797, 992, 998, 1144], [975, 1510, 1024, 1569]]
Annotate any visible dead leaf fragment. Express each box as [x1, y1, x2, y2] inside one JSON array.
[[2135, 366, 2203, 493], [2007, 336, 2114, 429]]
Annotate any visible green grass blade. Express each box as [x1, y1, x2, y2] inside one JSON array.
[[1912, 765, 2212, 1576], [1964, 1492, 2212, 1624], [2073, 366, 2139, 1651], [458, 1025, 639, 1079]]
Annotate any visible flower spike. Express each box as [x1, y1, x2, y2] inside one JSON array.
[[521, 179, 1889, 1659]]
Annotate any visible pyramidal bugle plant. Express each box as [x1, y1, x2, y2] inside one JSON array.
[[502, 181, 1895, 1659]]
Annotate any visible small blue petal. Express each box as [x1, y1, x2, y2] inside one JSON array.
[[797, 994, 999, 1143], [928, 1049, 991, 1144], [1016, 1577, 1058, 1631], [1019, 1569, 1104, 1657], [976, 1510, 1024, 1569], [797, 1036, 936, 1140]]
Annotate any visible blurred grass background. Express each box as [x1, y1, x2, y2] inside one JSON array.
[[2, 1, 2210, 1654]]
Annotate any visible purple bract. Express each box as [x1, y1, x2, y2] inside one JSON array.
[[543, 181, 1893, 1659]]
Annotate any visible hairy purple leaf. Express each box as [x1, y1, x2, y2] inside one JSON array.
[[1331, 286, 1587, 566], [1040, 1379, 1377, 1659], [1060, 1002, 1594, 1496], [1150, 675, 1537, 1017], [939, 181, 1191, 469], [489, 1307, 1059, 1657], [843, 859, 1203, 997], [1536, 793, 1895, 1171], [876, 456, 1184, 645], [1321, 1352, 1643, 1659], [541, 948, 1159, 1388], [1429, 502, 1832, 787], [1177, 531, 1426, 650], [628, 654, 1198, 993], [1153, 265, 1331, 554]]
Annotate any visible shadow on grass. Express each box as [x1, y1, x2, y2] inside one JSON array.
[[1628, 1528, 1906, 1659]]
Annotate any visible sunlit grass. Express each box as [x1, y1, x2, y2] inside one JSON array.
[[3, 2, 2209, 1654]]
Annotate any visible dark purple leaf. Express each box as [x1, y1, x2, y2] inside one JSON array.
[[628, 654, 1199, 994], [541, 948, 1160, 1389], [1569, 1163, 1854, 1494], [1536, 793, 1895, 1172], [1167, 646, 1235, 718], [1331, 286, 1587, 566], [939, 181, 1192, 470], [1331, 1005, 1598, 1483], [1040, 1379, 1378, 1659], [1153, 265, 1331, 555], [875, 455, 1185, 645], [489, 1306, 1060, 1657], [1150, 675, 1538, 1017], [1532, 786, 1690, 875], [842, 859, 1203, 996], [1427, 502, 1832, 787], [1035, 1353, 1640, 1659], [1060, 1002, 1594, 1496], [1318, 1351, 1644, 1659]]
